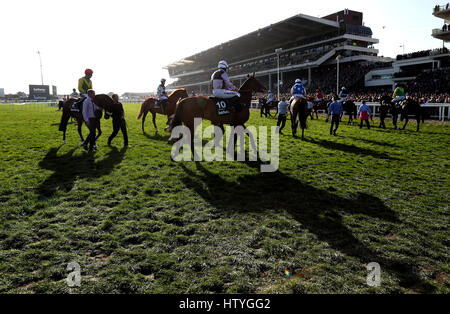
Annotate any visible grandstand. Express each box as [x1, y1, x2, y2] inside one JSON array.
[[165, 9, 391, 95], [432, 4, 450, 42], [366, 4, 450, 91]]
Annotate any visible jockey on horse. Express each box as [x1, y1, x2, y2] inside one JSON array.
[[156, 78, 169, 114], [266, 90, 275, 106], [392, 83, 406, 105], [338, 86, 348, 103], [289, 78, 307, 106], [211, 60, 241, 125], [71, 68, 94, 112], [315, 88, 323, 105]]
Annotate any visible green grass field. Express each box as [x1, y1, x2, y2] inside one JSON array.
[[0, 103, 449, 294]]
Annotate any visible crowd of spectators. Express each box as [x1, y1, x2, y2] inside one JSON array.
[[266, 68, 450, 105], [434, 3, 450, 13], [396, 48, 449, 61]]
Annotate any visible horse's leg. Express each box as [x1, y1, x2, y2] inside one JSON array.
[[291, 110, 298, 137], [77, 119, 84, 143], [142, 111, 148, 133], [402, 113, 408, 130], [152, 112, 158, 134], [416, 115, 420, 132], [186, 122, 197, 160], [96, 122, 102, 140]]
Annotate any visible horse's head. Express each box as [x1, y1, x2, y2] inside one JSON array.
[[240, 75, 266, 94]]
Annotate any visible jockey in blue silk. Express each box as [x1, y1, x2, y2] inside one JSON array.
[[338, 87, 348, 102], [266, 91, 274, 105], [289, 79, 306, 105]]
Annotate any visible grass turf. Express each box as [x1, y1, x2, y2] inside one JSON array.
[[0, 103, 448, 294]]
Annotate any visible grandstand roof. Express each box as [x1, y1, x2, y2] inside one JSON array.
[[165, 13, 339, 69]]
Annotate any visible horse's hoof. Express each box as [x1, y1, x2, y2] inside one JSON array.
[[63, 140, 66, 145]]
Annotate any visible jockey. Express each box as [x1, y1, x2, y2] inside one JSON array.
[[392, 83, 406, 104], [78, 69, 93, 97], [211, 60, 240, 125], [266, 91, 274, 105], [338, 87, 347, 103], [70, 88, 79, 98], [157, 78, 169, 114], [315, 89, 323, 103], [289, 78, 306, 105], [211, 60, 240, 99]]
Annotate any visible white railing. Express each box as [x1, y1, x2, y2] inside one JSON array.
[[355, 102, 450, 122], [3, 100, 449, 122], [0, 101, 59, 111]]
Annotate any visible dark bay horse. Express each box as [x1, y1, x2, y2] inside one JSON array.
[[312, 99, 328, 120], [400, 98, 425, 131], [380, 96, 425, 131], [290, 97, 308, 140], [58, 95, 114, 144], [342, 100, 358, 125], [137, 88, 189, 134], [168, 75, 266, 152], [259, 98, 278, 118]]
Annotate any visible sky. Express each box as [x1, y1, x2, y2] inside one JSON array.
[[0, 0, 447, 95]]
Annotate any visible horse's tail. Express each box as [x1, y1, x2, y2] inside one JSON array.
[[298, 99, 308, 130], [169, 98, 185, 130], [59, 107, 70, 132], [137, 101, 146, 120]]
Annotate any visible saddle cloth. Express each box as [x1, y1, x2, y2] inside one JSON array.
[[210, 97, 241, 116], [70, 97, 86, 112]]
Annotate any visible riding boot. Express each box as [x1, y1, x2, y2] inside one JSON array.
[[230, 109, 236, 126], [161, 100, 167, 115]]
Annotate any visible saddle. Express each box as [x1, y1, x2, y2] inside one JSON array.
[[210, 96, 242, 116], [70, 97, 86, 112], [155, 99, 168, 109]]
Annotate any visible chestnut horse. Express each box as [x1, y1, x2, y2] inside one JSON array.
[[58, 95, 115, 144], [137, 88, 189, 134], [290, 97, 308, 140], [168, 75, 265, 133]]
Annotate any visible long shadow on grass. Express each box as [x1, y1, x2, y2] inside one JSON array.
[[180, 162, 435, 292], [37, 146, 127, 198], [305, 138, 400, 160], [143, 132, 171, 142], [347, 136, 401, 148]]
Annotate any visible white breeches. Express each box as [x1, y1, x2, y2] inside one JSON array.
[[213, 89, 240, 98]]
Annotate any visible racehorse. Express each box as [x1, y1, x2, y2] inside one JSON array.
[[168, 75, 266, 153], [290, 97, 308, 140], [399, 98, 425, 131], [312, 98, 328, 120], [380, 96, 425, 131], [259, 98, 278, 118], [342, 100, 358, 125], [58, 95, 114, 144], [137, 88, 189, 134]]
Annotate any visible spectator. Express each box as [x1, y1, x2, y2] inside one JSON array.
[[277, 97, 289, 135], [358, 101, 372, 129], [108, 94, 128, 147], [82, 89, 100, 152], [328, 97, 343, 136]]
